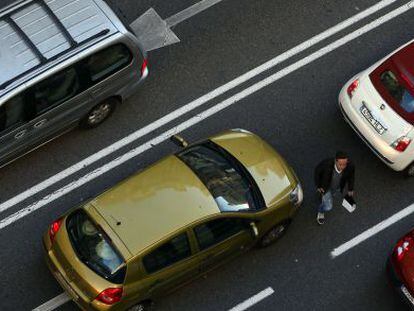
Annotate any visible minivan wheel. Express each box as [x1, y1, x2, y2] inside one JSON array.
[[405, 163, 414, 177], [259, 221, 290, 248], [128, 301, 152, 311], [80, 98, 118, 129]]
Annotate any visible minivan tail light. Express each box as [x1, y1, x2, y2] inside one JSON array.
[[391, 136, 412, 152], [140, 58, 148, 77], [347, 79, 359, 98], [49, 218, 63, 243], [96, 287, 123, 305]]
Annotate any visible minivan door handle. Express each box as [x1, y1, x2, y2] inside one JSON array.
[[33, 119, 47, 128], [14, 130, 27, 139]]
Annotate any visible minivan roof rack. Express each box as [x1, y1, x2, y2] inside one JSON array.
[[37, 0, 77, 47], [0, 0, 114, 92], [0, 28, 110, 91]]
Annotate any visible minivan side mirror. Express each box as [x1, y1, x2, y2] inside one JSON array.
[[170, 134, 189, 148], [249, 222, 259, 238]]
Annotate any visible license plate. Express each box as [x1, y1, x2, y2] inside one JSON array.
[[401, 285, 414, 305], [359, 104, 386, 135]]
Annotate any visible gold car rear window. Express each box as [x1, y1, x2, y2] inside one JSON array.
[[66, 209, 126, 284]]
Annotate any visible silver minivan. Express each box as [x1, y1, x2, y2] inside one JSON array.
[[0, 0, 149, 166]]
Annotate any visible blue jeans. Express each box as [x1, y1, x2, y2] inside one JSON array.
[[318, 190, 340, 213]]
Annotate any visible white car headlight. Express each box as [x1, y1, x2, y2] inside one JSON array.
[[289, 183, 303, 206]]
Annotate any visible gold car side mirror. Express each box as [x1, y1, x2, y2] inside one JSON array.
[[170, 134, 189, 148], [250, 222, 259, 238]]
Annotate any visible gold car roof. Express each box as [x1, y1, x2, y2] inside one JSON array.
[[90, 155, 220, 256]]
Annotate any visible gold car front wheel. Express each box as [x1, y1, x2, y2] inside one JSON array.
[[259, 221, 290, 247]]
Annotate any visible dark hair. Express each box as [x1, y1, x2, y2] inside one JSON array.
[[335, 151, 348, 160]]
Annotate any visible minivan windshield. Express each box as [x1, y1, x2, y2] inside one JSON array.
[[178, 142, 262, 212], [66, 209, 126, 283]]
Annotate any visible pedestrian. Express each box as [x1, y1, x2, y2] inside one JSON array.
[[314, 151, 355, 225]]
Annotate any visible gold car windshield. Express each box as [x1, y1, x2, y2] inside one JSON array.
[[66, 209, 126, 284], [178, 142, 263, 212]]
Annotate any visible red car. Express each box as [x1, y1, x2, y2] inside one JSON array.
[[388, 229, 414, 307]]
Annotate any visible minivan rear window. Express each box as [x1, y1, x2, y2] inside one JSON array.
[[83, 44, 132, 83], [66, 209, 126, 284]]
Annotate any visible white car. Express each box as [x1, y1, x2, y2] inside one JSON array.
[[339, 40, 414, 176]]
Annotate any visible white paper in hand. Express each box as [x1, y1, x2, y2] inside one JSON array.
[[342, 198, 356, 213]]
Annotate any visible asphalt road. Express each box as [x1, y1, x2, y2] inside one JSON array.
[[0, 0, 413, 310]]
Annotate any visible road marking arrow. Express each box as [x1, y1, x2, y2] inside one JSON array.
[[130, 0, 224, 51]]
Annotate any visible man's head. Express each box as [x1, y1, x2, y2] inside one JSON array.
[[335, 151, 349, 172]]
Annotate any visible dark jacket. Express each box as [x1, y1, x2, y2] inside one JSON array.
[[314, 158, 355, 193]]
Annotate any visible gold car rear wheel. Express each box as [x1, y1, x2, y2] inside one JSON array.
[[259, 220, 290, 247]]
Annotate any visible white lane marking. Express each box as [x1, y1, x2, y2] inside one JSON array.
[[229, 287, 274, 311], [331, 203, 414, 258], [32, 292, 70, 311], [0, 0, 395, 216], [0, 2, 412, 229], [166, 0, 224, 27]]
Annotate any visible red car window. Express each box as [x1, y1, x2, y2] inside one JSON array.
[[370, 42, 414, 123]]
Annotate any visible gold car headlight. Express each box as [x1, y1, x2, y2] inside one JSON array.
[[289, 183, 303, 207]]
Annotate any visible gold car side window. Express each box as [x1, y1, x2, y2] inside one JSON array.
[[194, 218, 246, 250], [142, 233, 191, 274]]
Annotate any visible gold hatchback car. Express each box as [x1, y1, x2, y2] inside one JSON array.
[[43, 129, 303, 310]]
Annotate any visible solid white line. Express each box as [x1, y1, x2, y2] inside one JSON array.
[[0, 2, 411, 229], [165, 0, 224, 27], [0, 0, 396, 217], [32, 292, 70, 311], [228, 287, 274, 311], [331, 203, 414, 258]]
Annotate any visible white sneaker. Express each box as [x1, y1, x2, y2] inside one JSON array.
[[316, 212, 325, 225]]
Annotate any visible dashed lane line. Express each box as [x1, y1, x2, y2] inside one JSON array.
[[331, 203, 414, 258], [228, 287, 275, 311], [0, 0, 396, 217], [32, 292, 70, 311], [165, 0, 224, 27]]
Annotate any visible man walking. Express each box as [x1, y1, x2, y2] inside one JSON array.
[[314, 151, 355, 225]]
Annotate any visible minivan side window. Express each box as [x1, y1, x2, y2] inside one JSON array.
[[194, 218, 246, 251], [143, 233, 191, 274], [0, 95, 28, 133], [83, 44, 132, 83], [30, 67, 80, 115]]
